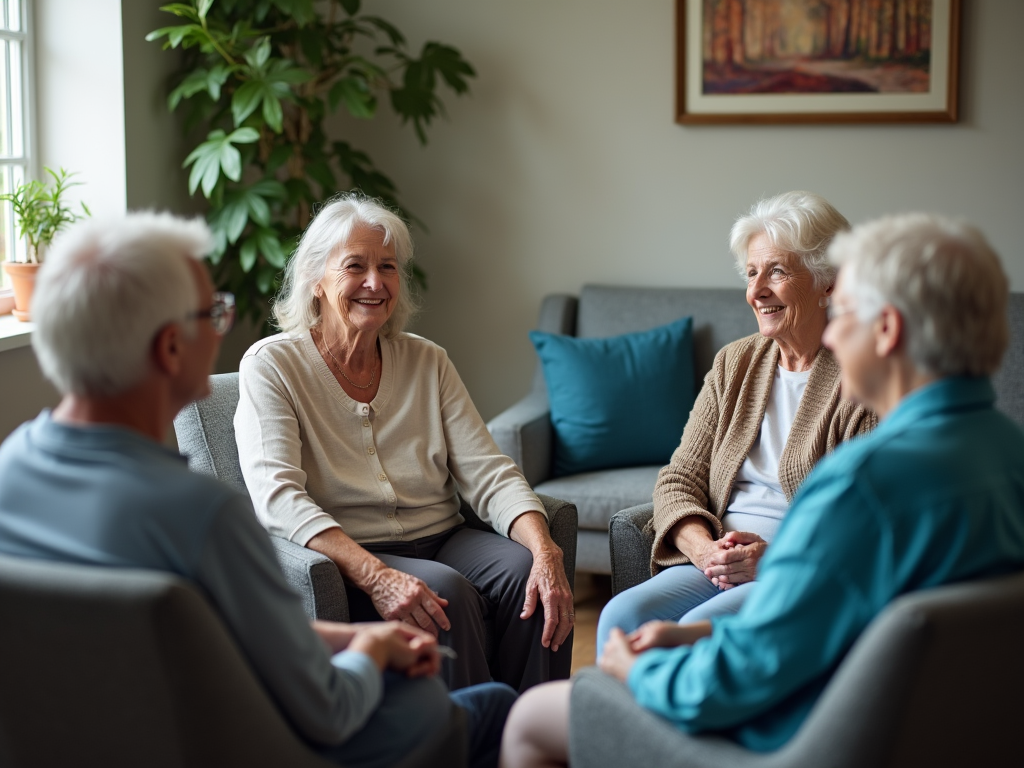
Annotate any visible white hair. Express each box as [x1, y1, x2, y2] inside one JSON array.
[[273, 193, 418, 337], [828, 213, 1008, 378], [730, 191, 850, 288], [32, 212, 213, 397]]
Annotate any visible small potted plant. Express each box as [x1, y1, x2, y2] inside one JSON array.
[[1, 167, 89, 321]]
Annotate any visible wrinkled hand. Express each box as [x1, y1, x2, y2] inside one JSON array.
[[627, 621, 693, 653], [696, 531, 767, 590], [599, 628, 639, 682], [627, 619, 713, 653], [367, 567, 451, 637], [521, 549, 575, 652], [349, 621, 441, 677]]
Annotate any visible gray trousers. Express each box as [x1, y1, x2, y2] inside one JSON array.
[[347, 525, 573, 692]]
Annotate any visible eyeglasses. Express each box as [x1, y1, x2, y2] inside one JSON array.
[[190, 291, 236, 335]]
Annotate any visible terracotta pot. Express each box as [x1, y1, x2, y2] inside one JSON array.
[[3, 262, 41, 322]]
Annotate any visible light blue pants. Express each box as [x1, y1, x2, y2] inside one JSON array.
[[595, 564, 755, 657]]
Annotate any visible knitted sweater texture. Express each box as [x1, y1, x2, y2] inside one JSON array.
[[649, 333, 876, 574]]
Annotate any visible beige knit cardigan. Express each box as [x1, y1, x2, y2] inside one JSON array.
[[649, 333, 876, 575]]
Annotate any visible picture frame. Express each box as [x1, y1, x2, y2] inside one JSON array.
[[676, 0, 961, 124]]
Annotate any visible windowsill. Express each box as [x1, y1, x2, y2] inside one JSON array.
[[0, 313, 33, 352]]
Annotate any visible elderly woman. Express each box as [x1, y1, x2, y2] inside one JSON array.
[[501, 213, 1024, 767], [235, 194, 574, 692], [596, 191, 875, 653]]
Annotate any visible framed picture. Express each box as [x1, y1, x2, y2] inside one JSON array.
[[676, 0, 961, 124]]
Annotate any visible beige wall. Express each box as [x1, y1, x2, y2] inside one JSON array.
[[2, 1, 1022, 440], [327, 0, 1024, 420]]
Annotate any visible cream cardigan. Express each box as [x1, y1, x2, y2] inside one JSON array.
[[235, 331, 543, 546], [649, 333, 876, 574]]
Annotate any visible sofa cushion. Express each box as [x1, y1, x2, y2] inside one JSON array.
[[536, 465, 661, 532], [529, 316, 695, 477]]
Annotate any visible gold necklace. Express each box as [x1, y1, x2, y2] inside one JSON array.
[[316, 330, 376, 390]]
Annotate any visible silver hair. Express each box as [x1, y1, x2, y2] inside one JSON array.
[[828, 213, 1009, 377], [730, 191, 850, 289], [273, 193, 418, 337], [32, 212, 213, 397]]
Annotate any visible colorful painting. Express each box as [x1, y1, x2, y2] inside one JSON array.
[[676, 0, 960, 123]]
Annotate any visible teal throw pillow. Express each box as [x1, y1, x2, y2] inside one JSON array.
[[529, 316, 695, 477]]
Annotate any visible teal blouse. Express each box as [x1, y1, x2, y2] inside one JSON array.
[[628, 376, 1024, 751]]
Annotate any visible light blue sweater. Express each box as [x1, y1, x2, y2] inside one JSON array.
[[628, 377, 1024, 750], [0, 412, 382, 746]]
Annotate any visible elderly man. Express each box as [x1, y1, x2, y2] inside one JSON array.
[[0, 212, 514, 768]]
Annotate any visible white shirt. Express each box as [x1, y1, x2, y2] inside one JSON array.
[[722, 365, 811, 542]]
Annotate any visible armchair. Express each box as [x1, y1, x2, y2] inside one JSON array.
[[173, 372, 579, 620], [570, 569, 1024, 767], [0, 554, 465, 768], [488, 285, 757, 574]]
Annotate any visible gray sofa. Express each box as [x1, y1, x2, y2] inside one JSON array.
[[488, 284, 758, 574], [609, 291, 1024, 595]]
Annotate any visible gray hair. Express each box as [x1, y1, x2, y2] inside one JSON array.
[[828, 213, 1008, 378], [273, 193, 418, 337], [32, 212, 213, 397], [730, 191, 850, 289]]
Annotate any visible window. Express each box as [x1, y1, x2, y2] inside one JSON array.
[[0, 0, 31, 287]]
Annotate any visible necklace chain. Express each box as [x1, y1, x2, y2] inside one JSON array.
[[316, 330, 376, 390]]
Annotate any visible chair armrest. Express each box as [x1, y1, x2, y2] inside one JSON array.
[[609, 503, 655, 596], [487, 392, 554, 486], [569, 668, 750, 768], [270, 536, 349, 622], [538, 494, 578, 594]]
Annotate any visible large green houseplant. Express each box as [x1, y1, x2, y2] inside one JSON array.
[[148, 0, 476, 325], [1, 167, 89, 321]]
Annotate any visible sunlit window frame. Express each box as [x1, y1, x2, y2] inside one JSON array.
[[0, 0, 35, 305]]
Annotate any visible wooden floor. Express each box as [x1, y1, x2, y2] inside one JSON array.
[[570, 573, 612, 673]]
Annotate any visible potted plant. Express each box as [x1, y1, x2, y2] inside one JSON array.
[[148, 0, 475, 327], [1, 167, 89, 321]]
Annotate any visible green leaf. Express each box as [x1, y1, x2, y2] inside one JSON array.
[[249, 179, 288, 199], [232, 80, 264, 125], [197, 0, 214, 19], [244, 37, 272, 71], [168, 68, 212, 111], [339, 0, 361, 16], [215, 194, 251, 244], [272, 0, 316, 26], [363, 16, 404, 47], [328, 77, 376, 118], [228, 127, 261, 143], [255, 227, 288, 268], [239, 237, 258, 272], [146, 23, 201, 48], [183, 128, 258, 197], [156, 3, 201, 21], [306, 159, 336, 192], [256, 263, 277, 294], [261, 92, 283, 133], [266, 143, 293, 173]]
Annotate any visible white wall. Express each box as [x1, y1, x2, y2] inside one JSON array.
[[327, 0, 1024, 420], [35, 0, 126, 216]]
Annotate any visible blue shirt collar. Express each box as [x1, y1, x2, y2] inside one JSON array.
[[877, 376, 995, 436]]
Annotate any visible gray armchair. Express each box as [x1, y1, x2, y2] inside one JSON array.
[[0, 554, 465, 768], [488, 285, 757, 575], [570, 569, 1024, 767], [173, 373, 579, 621]]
